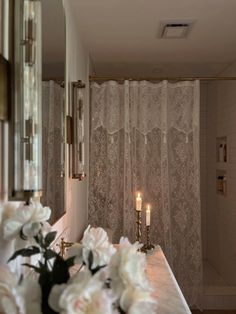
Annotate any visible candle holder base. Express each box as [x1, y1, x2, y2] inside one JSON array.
[[142, 225, 154, 253], [135, 209, 142, 243], [139, 244, 147, 253], [142, 243, 155, 252]]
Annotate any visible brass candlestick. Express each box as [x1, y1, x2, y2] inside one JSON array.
[[143, 225, 155, 252], [135, 210, 142, 243]]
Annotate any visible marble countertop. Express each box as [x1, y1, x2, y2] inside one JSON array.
[[146, 245, 191, 314], [70, 245, 191, 313]]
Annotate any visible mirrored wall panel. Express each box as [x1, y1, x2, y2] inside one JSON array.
[[9, 0, 42, 201], [41, 0, 66, 223]]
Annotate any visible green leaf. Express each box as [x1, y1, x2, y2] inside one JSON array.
[[44, 231, 57, 248], [88, 251, 93, 270], [118, 306, 126, 314], [38, 260, 44, 267], [51, 255, 70, 284], [66, 256, 75, 268], [19, 228, 28, 241], [34, 229, 44, 247], [8, 246, 40, 262], [91, 264, 106, 275], [18, 274, 24, 285], [44, 249, 57, 260]]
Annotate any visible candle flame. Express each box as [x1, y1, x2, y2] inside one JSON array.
[[147, 204, 151, 211]]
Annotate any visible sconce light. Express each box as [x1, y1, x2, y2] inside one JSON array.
[[67, 80, 86, 181], [0, 55, 9, 121], [9, 0, 42, 201]]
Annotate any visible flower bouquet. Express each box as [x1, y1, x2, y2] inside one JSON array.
[[0, 202, 157, 314]]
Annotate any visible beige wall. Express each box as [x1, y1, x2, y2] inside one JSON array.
[[203, 62, 236, 285], [52, 1, 90, 242], [200, 82, 208, 260]]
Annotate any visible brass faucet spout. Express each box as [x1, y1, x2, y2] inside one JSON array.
[[57, 237, 74, 258]]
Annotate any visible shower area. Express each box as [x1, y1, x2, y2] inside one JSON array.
[[200, 78, 236, 309], [89, 76, 236, 310]]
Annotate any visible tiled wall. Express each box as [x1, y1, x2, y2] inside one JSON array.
[[202, 69, 236, 285]]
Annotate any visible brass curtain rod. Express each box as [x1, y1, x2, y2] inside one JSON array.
[[89, 76, 236, 82]]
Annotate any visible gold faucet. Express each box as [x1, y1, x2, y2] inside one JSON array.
[[57, 237, 74, 258]]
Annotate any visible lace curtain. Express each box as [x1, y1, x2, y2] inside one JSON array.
[[89, 80, 202, 307], [41, 81, 64, 223]]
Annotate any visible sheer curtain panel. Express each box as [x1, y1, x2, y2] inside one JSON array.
[[89, 80, 202, 307]]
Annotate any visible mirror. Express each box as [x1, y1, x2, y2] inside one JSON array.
[[41, 0, 66, 223]]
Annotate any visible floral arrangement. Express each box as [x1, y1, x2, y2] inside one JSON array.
[[0, 201, 157, 314]]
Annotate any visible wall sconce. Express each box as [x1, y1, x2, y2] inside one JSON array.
[[67, 80, 86, 181], [0, 55, 9, 121], [9, 0, 42, 201]]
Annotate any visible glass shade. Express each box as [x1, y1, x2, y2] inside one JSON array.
[[11, 0, 42, 199], [71, 81, 86, 180]]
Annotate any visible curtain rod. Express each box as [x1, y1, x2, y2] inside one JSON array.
[[89, 76, 236, 82]]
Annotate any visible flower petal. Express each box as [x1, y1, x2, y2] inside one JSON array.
[[49, 284, 67, 313], [3, 220, 23, 240]]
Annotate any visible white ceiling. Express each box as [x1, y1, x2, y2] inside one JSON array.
[[69, 0, 236, 76]]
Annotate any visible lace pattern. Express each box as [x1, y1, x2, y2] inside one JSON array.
[[41, 81, 65, 223], [89, 80, 202, 307]]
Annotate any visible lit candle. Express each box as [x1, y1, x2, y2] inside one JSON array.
[[146, 204, 151, 226], [136, 192, 142, 211]]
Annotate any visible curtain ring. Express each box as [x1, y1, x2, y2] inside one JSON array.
[[163, 131, 167, 144], [185, 134, 189, 144], [144, 135, 148, 145]]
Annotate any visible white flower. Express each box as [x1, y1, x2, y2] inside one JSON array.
[[81, 226, 116, 269], [0, 202, 18, 224], [0, 203, 18, 264], [50, 269, 115, 314], [109, 237, 151, 298], [48, 283, 67, 313], [0, 265, 21, 314], [3, 201, 51, 249], [120, 286, 157, 314], [0, 202, 18, 240], [0, 266, 42, 314], [19, 276, 42, 314], [67, 243, 83, 264]]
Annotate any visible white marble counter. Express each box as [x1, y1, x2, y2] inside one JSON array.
[[146, 246, 191, 314], [70, 245, 191, 313]]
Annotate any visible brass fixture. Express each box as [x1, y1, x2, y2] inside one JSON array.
[[142, 225, 155, 253], [0, 55, 9, 121], [8, 0, 42, 201], [69, 80, 86, 181], [57, 237, 74, 258], [135, 209, 142, 243], [66, 115, 73, 145], [72, 171, 86, 181]]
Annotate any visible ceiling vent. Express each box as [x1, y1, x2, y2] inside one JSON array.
[[159, 20, 194, 39]]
